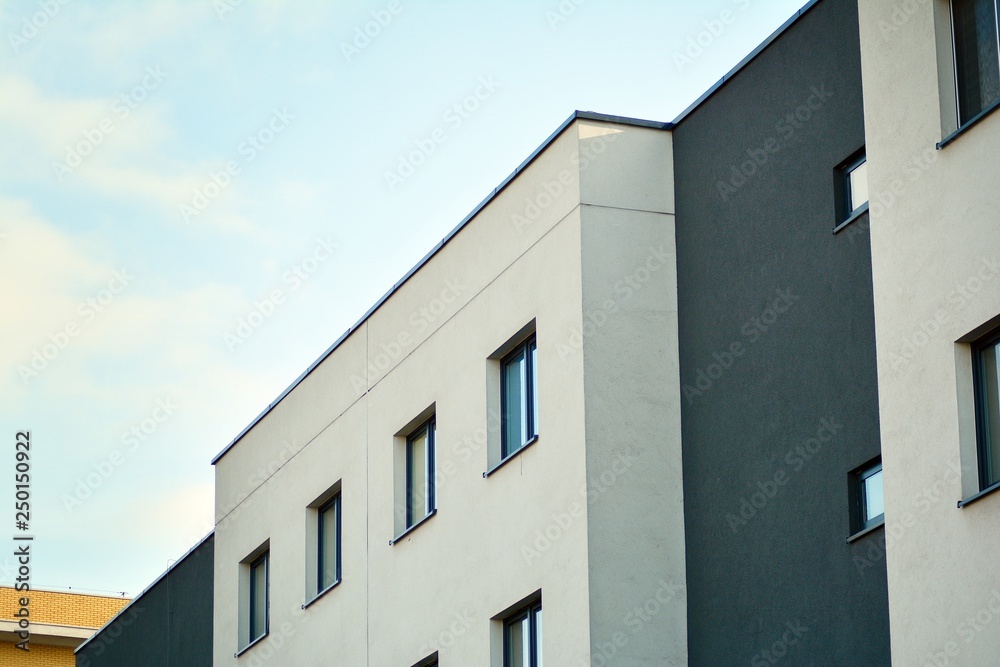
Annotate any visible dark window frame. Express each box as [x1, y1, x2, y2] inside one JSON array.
[[249, 551, 269, 643], [504, 599, 542, 667], [848, 457, 884, 538], [833, 147, 869, 232], [406, 417, 436, 529], [973, 328, 1000, 490], [500, 336, 538, 459], [317, 494, 342, 593], [951, 0, 1000, 128]]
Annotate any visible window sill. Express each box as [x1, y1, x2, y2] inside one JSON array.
[[937, 98, 1000, 149], [833, 202, 869, 234], [483, 436, 539, 478], [957, 480, 1000, 508], [846, 517, 884, 544], [390, 508, 437, 546], [302, 579, 341, 610], [235, 631, 269, 658]]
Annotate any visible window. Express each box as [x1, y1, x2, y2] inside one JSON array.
[[844, 156, 868, 215], [504, 600, 542, 667], [406, 417, 436, 530], [239, 542, 270, 651], [973, 329, 1000, 489], [501, 336, 538, 459], [318, 494, 341, 593], [305, 483, 343, 604], [834, 148, 868, 228], [952, 0, 1000, 127], [249, 551, 269, 643], [850, 459, 884, 536]]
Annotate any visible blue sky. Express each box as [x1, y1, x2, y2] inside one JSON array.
[[0, 0, 806, 597]]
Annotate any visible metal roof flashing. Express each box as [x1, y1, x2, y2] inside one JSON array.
[[210, 0, 823, 467], [210, 111, 670, 466]]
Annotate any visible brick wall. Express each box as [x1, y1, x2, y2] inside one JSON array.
[[0, 586, 130, 665], [0, 586, 129, 628], [0, 642, 76, 667]]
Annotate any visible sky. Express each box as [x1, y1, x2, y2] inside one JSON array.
[[0, 0, 808, 598]]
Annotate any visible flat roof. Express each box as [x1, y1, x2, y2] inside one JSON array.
[[211, 0, 823, 465], [211, 111, 669, 465]]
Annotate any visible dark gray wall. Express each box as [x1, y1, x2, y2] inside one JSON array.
[[76, 534, 213, 667], [672, 0, 890, 664]]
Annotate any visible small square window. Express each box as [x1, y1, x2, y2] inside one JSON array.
[[846, 157, 868, 213], [835, 149, 868, 227], [973, 329, 1000, 489], [952, 0, 1000, 127], [406, 418, 436, 529], [501, 336, 538, 459], [504, 600, 542, 667], [318, 495, 341, 592], [850, 458, 884, 536], [249, 551, 269, 643]]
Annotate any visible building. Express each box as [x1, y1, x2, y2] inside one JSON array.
[[74, 533, 214, 667], [84, 0, 999, 664], [857, 0, 1000, 664], [211, 110, 681, 665], [672, 0, 890, 663], [0, 585, 128, 667], [206, 0, 899, 664]]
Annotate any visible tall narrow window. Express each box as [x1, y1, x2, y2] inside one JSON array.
[[973, 330, 1000, 489], [501, 336, 538, 458], [249, 551, 269, 643], [406, 418, 436, 529], [318, 494, 341, 592], [952, 0, 1000, 126], [504, 600, 542, 667]]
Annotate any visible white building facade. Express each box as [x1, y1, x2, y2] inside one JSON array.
[[211, 115, 687, 666], [858, 0, 1000, 664]]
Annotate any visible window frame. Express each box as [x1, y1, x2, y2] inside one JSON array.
[[405, 417, 436, 530], [847, 457, 885, 541], [857, 461, 885, 531], [951, 0, 1000, 127], [248, 551, 269, 644], [843, 155, 868, 216], [833, 148, 869, 233], [503, 599, 543, 667], [973, 328, 1000, 490], [939, 0, 1000, 147], [317, 493, 342, 594], [500, 335, 539, 460]]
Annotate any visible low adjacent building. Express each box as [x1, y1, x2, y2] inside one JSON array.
[[74, 532, 213, 667], [0, 585, 128, 666]]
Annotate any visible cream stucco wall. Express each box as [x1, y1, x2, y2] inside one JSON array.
[[858, 1, 1000, 664], [212, 117, 680, 665]]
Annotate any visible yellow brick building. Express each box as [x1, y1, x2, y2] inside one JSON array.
[[0, 586, 129, 666]]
